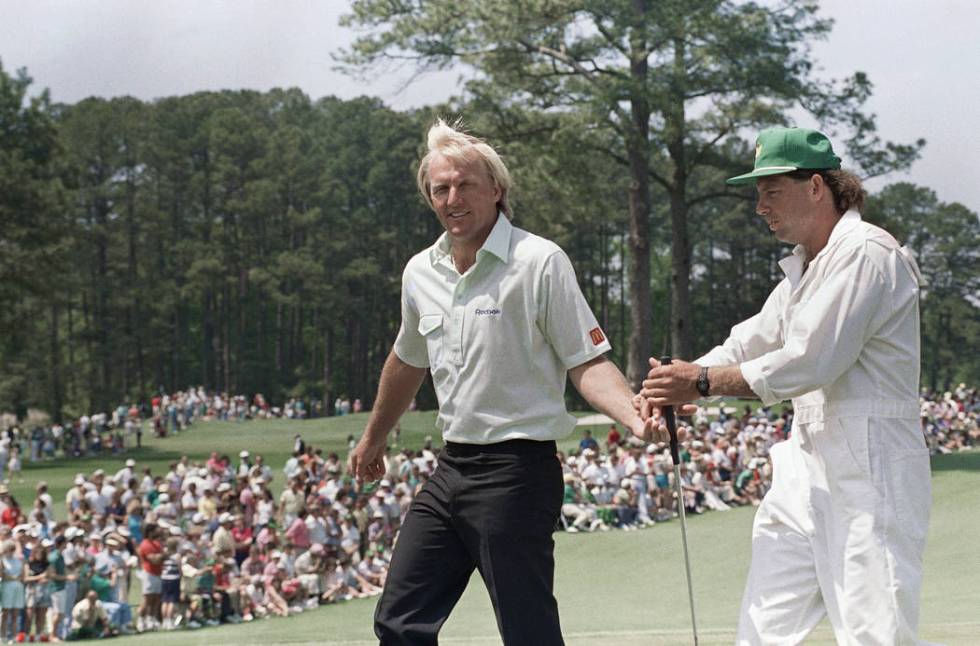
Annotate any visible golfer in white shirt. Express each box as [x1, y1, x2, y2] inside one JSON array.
[[351, 119, 665, 646]]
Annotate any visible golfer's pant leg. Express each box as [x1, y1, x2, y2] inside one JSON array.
[[374, 464, 474, 646], [737, 505, 824, 646], [460, 450, 565, 646]]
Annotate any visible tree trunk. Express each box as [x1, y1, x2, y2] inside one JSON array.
[[49, 302, 63, 423], [223, 287, 232, 392], [275, 302, 284, 377], [625, 0, 653, 391], [95, 197, 112, 412], [67, 297, 76, 401], [323, 323, 334, 415], [666, 36, 693, 360]]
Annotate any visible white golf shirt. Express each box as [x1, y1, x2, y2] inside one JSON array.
[[394, 214, 611, 444]]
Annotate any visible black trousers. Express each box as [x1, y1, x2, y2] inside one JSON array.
[[374, 439, 565, 646]]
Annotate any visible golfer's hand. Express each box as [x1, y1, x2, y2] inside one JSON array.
[[349, 434, 386, 485], [641, 357, 701, 406], [627, 411, 669, 444], [628, 398, 693, 443], [632, 392, 698, 421]]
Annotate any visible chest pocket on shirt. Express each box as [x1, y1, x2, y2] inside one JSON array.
[[418, 314, 444, 366]]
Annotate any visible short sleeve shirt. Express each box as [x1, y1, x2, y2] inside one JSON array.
[[394, 214, 611, 444], [138, 539, 163, 576], [48, 549, 66, 592]]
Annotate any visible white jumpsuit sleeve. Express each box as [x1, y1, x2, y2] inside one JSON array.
[[739, 242, 892, 407], [696, 282, 788, 367]]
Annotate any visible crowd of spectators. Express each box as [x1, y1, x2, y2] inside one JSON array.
[[920, 384, 980, 453], [0, 387, 973, 640], [0, 389, 337, 473], [558, 385, 978, 532], [0, 434, 415, 641]]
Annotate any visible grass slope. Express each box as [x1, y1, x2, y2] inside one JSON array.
[[14, 415, 979, 645]]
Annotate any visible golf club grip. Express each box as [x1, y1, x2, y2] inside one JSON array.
[[660, 355, 681, 466]]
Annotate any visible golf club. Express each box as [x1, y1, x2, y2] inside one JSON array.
[[661, 355, 699, 646]]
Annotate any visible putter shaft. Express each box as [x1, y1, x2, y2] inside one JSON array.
[[661, 355, 699, 646], [672, 463, 699, 646]]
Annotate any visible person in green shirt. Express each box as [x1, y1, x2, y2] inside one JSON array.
[[48, 537, 76, 640]]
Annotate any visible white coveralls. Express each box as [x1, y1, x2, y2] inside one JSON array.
[[697, 211, 931, 645]]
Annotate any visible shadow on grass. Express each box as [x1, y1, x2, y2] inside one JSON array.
[[930, 449, 980, 473]]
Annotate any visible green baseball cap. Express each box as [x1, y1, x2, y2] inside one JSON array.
[[727, 127, 841, 185]]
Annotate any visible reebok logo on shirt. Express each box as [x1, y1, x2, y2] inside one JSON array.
[[589, 327, 606, 345], [475, 308, 501, 316]]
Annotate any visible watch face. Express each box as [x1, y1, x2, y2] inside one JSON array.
[[697, 369, 709, 396]]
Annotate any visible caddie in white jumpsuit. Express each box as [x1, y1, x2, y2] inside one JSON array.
[[641, 127, 932, 645]]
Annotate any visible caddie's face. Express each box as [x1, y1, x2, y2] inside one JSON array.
[[428, 152, 501, 250], [754, 175, 812, 245]]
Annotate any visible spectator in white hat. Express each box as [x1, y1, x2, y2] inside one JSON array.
[[65, 476, 86, 513], [212, 513, 235, 558], [114, 458, 137, 486], [237, 451, 252, 479]]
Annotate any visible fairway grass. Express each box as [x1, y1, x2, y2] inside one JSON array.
[[15, 415, 980, 645]]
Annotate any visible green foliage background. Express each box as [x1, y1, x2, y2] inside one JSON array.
[[0, 48, 977, 421]]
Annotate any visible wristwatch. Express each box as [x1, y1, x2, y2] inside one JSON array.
[[696, 366, 710, 398]]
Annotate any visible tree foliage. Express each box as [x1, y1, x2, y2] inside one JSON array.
[[0, 51, 974, 422]]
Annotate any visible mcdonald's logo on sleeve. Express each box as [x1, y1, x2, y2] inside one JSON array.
[[589, 327, 606, 346]]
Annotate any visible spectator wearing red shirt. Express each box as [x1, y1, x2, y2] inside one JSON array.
[[0, 486, 20, 528], [206, 452, 223, 475], [606, 425, 622, 449], [239, 481, 255, 527], [284, 510, 311, 551], [231, 516, 253, 566], [136, 524, 164, 631]]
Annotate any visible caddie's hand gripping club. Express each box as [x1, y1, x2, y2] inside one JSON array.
[[661, 355, 699, 646]]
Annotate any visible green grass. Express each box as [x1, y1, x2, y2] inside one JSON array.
[[16, 415, 980, 645]]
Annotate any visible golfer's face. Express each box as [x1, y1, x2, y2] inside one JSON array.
[[428, 153, 501, 249], [755, 175, 810, 245]]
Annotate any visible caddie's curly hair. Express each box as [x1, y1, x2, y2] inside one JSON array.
[[416, 119, 513, 219], [786, 168, 866, 214]]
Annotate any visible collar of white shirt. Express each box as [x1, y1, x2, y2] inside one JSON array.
[[429, 212, 513, 269], [778, 209, 861, 287]]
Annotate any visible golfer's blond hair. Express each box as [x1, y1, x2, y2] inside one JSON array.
[[416, 119, 513, 219]]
